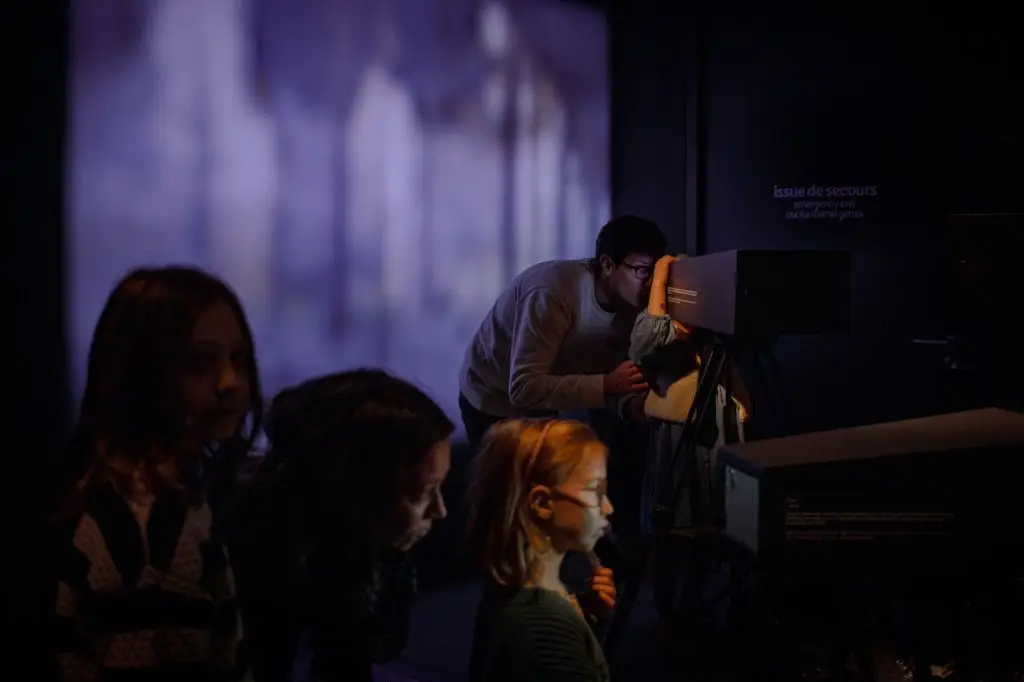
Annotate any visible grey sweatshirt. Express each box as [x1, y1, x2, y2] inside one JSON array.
[[459, 259, 636, 418]]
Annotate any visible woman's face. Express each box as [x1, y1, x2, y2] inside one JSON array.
[[379, 438, 452, 552], [539, 444, 614, 554], [178, 302, 252, 445]]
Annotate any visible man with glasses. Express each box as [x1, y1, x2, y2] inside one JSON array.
[[458, 214, 668, 450]]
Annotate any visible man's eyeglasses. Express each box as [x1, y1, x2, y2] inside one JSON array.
[[620, 261, 653, 282]]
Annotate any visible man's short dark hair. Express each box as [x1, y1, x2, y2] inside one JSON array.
[[594, 215, 667, 263]]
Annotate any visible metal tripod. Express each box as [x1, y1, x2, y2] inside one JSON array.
[[601, 337, 736, 661]]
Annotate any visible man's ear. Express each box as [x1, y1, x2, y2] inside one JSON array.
[[598, 254, 615, 276], [527, 485, 554, 521]]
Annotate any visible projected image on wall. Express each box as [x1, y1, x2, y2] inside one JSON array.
[[67, 0, 610, 427]]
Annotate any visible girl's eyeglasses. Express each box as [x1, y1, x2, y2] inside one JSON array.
[[551, 483, 609, 509]]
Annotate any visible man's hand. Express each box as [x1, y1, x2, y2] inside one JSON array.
[[623, 393, 648, 423], [603, 361, 648, 396]]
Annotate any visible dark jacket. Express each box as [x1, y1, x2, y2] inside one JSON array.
[[228, 478, 416, 682]]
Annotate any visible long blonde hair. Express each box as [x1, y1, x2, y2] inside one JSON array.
[[465, 418, 606, 587]]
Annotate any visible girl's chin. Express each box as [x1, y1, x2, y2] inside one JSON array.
[[208, 426, 239, 442], [207, 416, 244, 442]]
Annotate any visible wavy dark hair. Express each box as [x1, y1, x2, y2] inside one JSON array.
[[594, 214, 667, 263], [62, 266, 263, 511], [259, 368, 454, 547], [233, 369, 452, 682]]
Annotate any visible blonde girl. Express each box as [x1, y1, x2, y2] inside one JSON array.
[[466, 418, 616, 682]]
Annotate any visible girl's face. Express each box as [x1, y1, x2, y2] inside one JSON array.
[[179, 302, 252, 445], [378, 438, 452, 552], [532, 444, 614, 554]]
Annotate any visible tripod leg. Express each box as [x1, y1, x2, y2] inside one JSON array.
[[602, 544, 649, 661], [658, 343, 729, 519], [651, 535, 683, 624], [675, 535, 715, 626]]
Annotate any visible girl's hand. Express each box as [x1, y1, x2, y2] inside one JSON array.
[[581, 566, 617, 619], [652, 254, 678, 286], [734, 396, 751, 423]]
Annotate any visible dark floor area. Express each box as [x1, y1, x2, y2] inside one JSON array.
[[380, 578, 669, 682]]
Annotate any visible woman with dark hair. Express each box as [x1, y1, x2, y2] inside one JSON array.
[[230, 369, 455, 682], [52, 265, 263, 681]]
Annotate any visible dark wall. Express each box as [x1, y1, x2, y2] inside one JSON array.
[[609, 3, 691, 254], [12, 2, 70, 672], [702, 22, 949, 432], [613, 13, 1022, 434], [14, 4, 70, 496]]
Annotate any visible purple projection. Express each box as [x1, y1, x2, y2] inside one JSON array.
[[67, 0, 610, 430]]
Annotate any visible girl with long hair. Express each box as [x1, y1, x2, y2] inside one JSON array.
[[230, 369, 455, 682], [465, 418, 617, 682], [52, 266, 262, 681]]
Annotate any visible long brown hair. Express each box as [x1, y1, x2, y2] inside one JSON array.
[[61, 266, 263, 513], [465, 418, 605, 587]]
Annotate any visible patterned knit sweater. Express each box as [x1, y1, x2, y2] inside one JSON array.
[[52, 482, 247, 682]]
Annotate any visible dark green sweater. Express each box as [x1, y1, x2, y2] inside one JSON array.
[[469, 582, 610, 682]]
